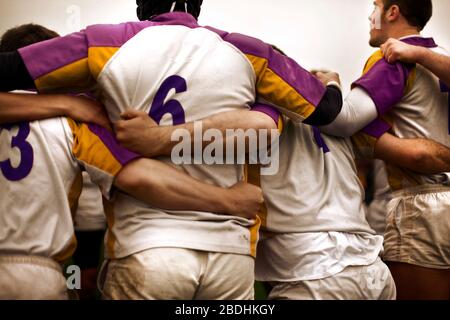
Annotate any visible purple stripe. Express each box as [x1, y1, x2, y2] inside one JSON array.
[[204, 26, 228, 38], [18, 32, 88, 80], [223, 33, 326, 107], [87, 124, 140, 166], [251, 104, 281, 125], [401, 37, 438, 48], [144, 13, 327, 108], [151, 12, 200, 28], [313, 127, 330, 153], [362, 118, 391, 138], [86, 21, 156, 47], [353, 58, 413, 115]]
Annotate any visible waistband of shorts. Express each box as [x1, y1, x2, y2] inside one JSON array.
[[391, 184, 450, 198], [0, 254, 62, 273]]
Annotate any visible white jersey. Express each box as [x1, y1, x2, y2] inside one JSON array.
[[98, 24, 256, 259], [352, 36, 450, 191], [74, 172, 106, 232], [0, 118, 138, 262], [386, 45, 450, 190], [255, 119, 383, 282], [19, 13, 333, 259]]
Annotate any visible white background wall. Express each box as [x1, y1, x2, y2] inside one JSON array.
[[0, 0, 449, 93]]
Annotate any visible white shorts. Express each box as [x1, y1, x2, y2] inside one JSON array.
[[0, 255, 68, 300], [268, 258, 396, 300], [99, 247, 255, 300], [383, 185, 450, 269]]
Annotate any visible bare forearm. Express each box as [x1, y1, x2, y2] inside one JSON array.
[[0, 92, 66, 124], [114, 158, 235, 214], [375, 134, 450, 174], [150, 110, 277, 157], [416, 48, 450, 88]]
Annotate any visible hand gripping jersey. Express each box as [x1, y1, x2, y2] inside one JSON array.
[[352, 36, 450, 191], [17, 12, 327, 259], [0, 118, 138, 262]]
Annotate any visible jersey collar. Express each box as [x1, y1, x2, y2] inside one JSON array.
[[150, 12, 199, 28], [399, 35, 438, 48]]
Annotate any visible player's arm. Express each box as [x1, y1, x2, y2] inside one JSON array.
[[374, 132, 450, 174], [72, 121, 262, 219], [381, 38, 450, 87], [0, 31, 95, 94], [224, 35, 342, 126], [319, 86, 379, 137], [114, 159, 262, 219], [0, 92, 111, 129], [115, 107, 279, 158], [319, 48, 414, 138]]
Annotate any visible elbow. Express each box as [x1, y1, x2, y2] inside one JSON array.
[[407, 146, 437, 173], [114, 159, 152, 193], [304, 86, 343, 126], [115, 168, 142, 193], [250, 110, 279, 133]]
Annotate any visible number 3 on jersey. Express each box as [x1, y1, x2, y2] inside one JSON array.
[[441, 81, 450, 135], [0, 123, 34, 181], [149, 75, 187, 125]]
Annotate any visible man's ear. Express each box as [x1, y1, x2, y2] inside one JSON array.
[[385, 4, 401, 23]]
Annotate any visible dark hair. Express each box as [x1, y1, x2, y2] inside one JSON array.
[[382, 0, 432, 31], [0, 23, 59, 52], [136, 0, 203, 21]]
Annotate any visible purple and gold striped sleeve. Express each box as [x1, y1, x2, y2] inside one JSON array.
[[18, 31, 94, 93], [223, 33, 326, 123], [352, 50, 414, 115], [17, 21, 155, 94], [352, 117, 392, 159], [67, 118, 140, 198]]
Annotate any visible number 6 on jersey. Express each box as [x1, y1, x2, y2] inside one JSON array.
[[149, 75, 187, 125]]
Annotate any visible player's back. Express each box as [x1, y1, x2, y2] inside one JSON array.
[[255, 120, 382, 282], [0, 118, 79, 262], [260, 119, 373, 234], [91, 22, 259, 259], [387, 45, 450, 190]]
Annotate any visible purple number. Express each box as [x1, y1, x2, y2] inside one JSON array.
[[149, 75, 187, 125], [440, 81, 450, 135], [0, 123, 34, 181], [313, 127, 330, 154]]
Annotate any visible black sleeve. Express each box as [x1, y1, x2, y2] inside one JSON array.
[[0, 51, 35, 92], [303, 85, 343, 126]]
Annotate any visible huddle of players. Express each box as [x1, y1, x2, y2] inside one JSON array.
[[0, 0, 449, 300]]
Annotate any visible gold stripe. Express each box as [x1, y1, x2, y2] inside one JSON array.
[[362, 50, 384, 75], [67, 118, 122, 176], [245, 163, 266, 257], [102, 198, 117, 259], [277, 116, 284, 134], [52, 172, 83, 263], [88, 47, 120, 80], [351, 132, 379, 160], [404, 67, 417, 95], [68, 171, 83, 221], [246, 54, 316, 120], [54, 234, 78, 263], [35, 58, 94, 93]]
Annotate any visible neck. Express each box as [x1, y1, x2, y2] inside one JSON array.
[[388, 26, 420, 40]]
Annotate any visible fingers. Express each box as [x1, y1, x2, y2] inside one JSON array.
[[120, 109, 148, 120]]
